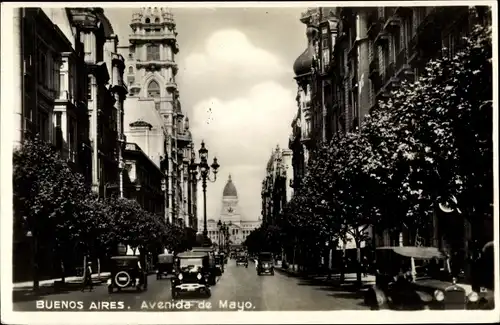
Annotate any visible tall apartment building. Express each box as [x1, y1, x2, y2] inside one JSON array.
[[13, 7, 124, 281], [117, 7, 197, 229], [290, 6, 492, 249], [261, 145, 293, 226]]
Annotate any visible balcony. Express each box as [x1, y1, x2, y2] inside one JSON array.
[[129, 31, 176, 43], [136, 59, 177, 71], [165, 80, 177, 91], [176, 131, 192, 145], [374, 30, 390, 46]]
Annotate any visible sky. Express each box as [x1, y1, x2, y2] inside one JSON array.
[[105, 6, 307, 223]]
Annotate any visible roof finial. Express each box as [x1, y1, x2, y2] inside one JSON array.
[[228, 174, 232, 181]]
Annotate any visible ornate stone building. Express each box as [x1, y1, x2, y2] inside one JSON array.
[[12, 7, 125, 281], [200, 175, 261, 246], [261, 145, 293, 226], [290, 6, 492, 252], [117, 7, 196, 228]]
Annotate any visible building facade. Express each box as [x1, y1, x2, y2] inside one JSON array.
[[261, 145, 293, 226], [123, 141, 166, 216], [117, 7, 196, 228], [199, 175, 261, 246], [66, 8, 128, 199], [290, 6, 492, 251], [12, 7, 123, 281]]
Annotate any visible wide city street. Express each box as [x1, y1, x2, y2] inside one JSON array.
[[14, 260, 368, 312]]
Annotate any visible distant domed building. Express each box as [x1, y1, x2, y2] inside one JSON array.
[[199, 174, 261, 247]]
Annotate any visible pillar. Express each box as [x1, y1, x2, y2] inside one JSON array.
[[13, 8, 23, 147]]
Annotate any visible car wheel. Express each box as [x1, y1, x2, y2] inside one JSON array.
[[108, 286, 113, 294], [271, 270, 274, 275], [257, 272, 261, 276], [172, 291, 178, 299], [206, 289, 211, 298], [211, 276, 217, 285]]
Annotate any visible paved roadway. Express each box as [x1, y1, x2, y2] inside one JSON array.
[[14, 260, 369, 311]]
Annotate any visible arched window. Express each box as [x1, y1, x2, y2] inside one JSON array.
[[128, 66, 134, 74], [147, 44, 160, 61], [147, 80, 160, 98], [145, 17, 151, 24], [155, 17, 160, 23]]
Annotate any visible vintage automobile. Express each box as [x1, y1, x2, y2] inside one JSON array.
[[257, 252, 274, 275], [191, 247, 219, 285], [107, 256, 148, 293], [236, 253, 248, 267], [469, 241, 495, 310], [171, 252, 211, 298], [364, 246, 480, 310], [215, 254, 225, 274], [156, 253, 174, 280]]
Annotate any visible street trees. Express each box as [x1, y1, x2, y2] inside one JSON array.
[[255, 25, 492, 282], [13, 137, 185, 289], [13, 136, 91, 289]]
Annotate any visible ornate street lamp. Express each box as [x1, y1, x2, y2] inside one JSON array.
[[189, 140, 220, 246]]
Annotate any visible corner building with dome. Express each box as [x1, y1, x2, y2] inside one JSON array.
[[199, 175, 261, 247], [117, 7, 197, 229]]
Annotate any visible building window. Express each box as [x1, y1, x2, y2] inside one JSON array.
[[37, 109, 49, 142], [87, 78, 92, 101], [145, 18, 151, 24], [127, 76, 135, 85], [128, 66, 134, 74], [147, 44, 160, 61], [54, 112, 63, 150], [38, 53, 47, 85], [155, 17, 160, 23], [147, 80, 161, 98]]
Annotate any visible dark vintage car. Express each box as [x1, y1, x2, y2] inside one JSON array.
[[191, 247, 219, 285], [364, 246, 480, 310], [107, 256, 148, 293], [215, 254, 225, 274], [236, 254, 248, 267], [171, 252, 211, 298], [469, 241, 495, 310], [156, 253, 174, 280], [257, 252, 274, 275]]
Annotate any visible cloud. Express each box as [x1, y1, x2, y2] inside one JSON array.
[[190, 81, 296, 222], [182, 29, 287, 79]]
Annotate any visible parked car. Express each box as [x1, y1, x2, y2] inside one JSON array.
[[191, 247, 218, 285], [364, 246, 479, 310], [107, 256, 148, 293], [257, 252, 274, 275], [156, 253, 174, 279], [215, 253, 225, 274], [171, 252, 211, 298]]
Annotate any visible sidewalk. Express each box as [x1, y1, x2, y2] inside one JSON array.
[[277, 267, 474, 294], [277, 266, 375, 290], [13, 272, 111, 291]]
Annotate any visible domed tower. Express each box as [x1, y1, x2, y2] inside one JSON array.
[[121, 7, 194, 226], [220, 174, 241, 224]]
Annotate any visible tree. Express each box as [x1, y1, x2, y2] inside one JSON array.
[[361, 24, 493, 246], [13, 136, 92, 290]]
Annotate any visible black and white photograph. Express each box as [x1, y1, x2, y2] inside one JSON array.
[[0, 2, 498, 324]]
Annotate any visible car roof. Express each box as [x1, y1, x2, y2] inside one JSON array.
[[376, 246, 446, 259], [111, 256, 139, 260], [177, 252, 207, 259]]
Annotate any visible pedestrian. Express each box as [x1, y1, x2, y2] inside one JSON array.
[[82, 261, 93, 292], [362, 256, 368, 277]]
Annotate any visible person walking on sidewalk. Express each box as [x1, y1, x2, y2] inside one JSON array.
[[82, 261, 93, 292]]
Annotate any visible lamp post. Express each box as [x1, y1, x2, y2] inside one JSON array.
[[217, 220, 222, 249], [189, 140, 220, 247]]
